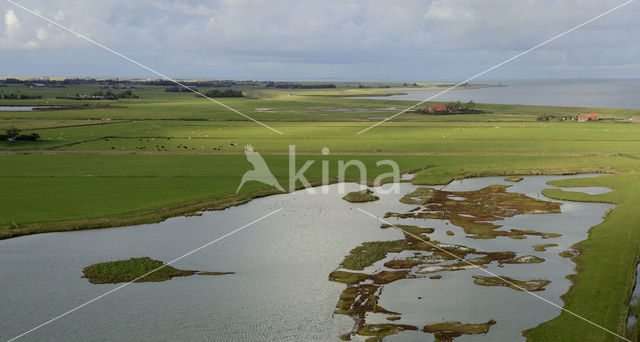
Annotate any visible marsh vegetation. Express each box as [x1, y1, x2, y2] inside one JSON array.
[[342, 188, 380, 203], [81, 257, 233, 284], [329, 179, 580, 340]]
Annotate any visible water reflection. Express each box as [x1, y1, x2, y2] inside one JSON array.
[[0, 175, 614, 341]]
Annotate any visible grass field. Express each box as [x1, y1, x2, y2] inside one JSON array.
[[526, 175, 640, 341], [2, 83, 640, 340]]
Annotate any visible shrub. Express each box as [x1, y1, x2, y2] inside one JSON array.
[[3, 128, 39, 142], [196, 89, 244, 98]]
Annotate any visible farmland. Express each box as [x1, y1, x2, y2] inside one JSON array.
[[2, 83, 640, 341]]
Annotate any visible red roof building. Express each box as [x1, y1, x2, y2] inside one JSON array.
[[578, 113, 599, 122], [427, 104, 448, 113]]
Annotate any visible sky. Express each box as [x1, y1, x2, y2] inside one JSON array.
[[0, 0, 639, 81]]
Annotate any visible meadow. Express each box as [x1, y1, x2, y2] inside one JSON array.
[[2, 82, 640, 340]]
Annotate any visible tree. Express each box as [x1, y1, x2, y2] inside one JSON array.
[[6, 127, 19, 139], [446, 101, 462, 113], [115, 90, 136, 98], [3, 128, 39, 142], [17, 132, 40, 141], [197, 89, 244, 98], [465, 101, 475, 111]]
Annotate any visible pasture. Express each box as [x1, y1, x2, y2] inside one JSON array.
[[2, 83, 640, 340]]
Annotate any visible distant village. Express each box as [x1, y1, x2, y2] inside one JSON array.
[[0, 77, 260, 89], [537, 112, 604, 122]]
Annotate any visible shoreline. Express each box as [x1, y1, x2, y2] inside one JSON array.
[[0, 170, 635, 340], [0, 169, 614, 241]]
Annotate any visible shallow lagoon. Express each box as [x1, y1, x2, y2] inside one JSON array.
[[356, 79, 640, 109], [0, 175, 613, 341]]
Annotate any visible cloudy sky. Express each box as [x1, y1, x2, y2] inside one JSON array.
[[0, 0, 639, 81]]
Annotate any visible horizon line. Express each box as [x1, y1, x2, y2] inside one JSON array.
[[2, 76, 640, 83]]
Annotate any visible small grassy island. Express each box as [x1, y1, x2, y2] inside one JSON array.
[[423, 320, 496, 341], [504, 176, 524, 182], [473, 275, 551, 291], [533, 243, 558, 251], [342, 188, 380, 203], [82, 257, 233, 284]]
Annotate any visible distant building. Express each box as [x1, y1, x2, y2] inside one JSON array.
[[30, 83, 46, 88], [577, 113, 599, 122], [632, 115, 640, 121], [427, 104, 448, 113]]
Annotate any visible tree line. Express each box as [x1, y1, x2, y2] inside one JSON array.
[[195, 89, 244, 98], [92, 90, 139, 99], [57, 90, 139, 100], [265, 82, 336, 89], [1, 78, 258, 88], [1, 128, 39, 142], [0, 93, 42, 100], [165, 87, 198, 93]]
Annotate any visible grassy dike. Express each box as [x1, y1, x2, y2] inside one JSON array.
[[523, 174, 640, 341]]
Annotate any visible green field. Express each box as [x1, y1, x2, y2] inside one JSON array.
[[2, 83, 640, 341]]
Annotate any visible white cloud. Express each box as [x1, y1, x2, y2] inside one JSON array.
[[155, 1, 217, 16], [36, 28, 47, 40], [424, 1, 474, 21], [5, 9, 19, 30], [2, 9, 40, 50], [0, 0, 638, 79]]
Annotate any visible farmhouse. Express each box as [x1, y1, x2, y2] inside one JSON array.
[[427, 104, 448, 113], [578, 113, 599, 122]]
